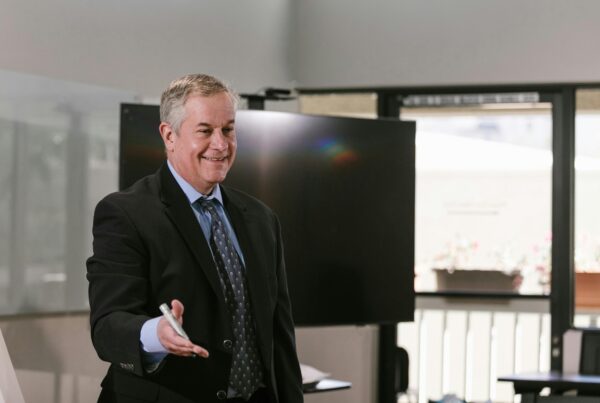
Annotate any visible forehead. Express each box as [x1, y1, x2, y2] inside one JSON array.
[[183, 93, 235, 124]]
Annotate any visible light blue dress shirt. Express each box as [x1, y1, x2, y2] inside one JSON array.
[[139, 161, 246, 366]]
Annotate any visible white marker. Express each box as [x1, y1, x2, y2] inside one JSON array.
[[159, 303, 190, 340]]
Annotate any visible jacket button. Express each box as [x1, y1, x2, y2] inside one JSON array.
[[223, 339, 233, 350], [216, 390, 227, 400]]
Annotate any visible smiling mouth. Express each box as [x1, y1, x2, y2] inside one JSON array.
[[201, 156, 228, 161]]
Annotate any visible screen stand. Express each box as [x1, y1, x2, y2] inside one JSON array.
[[378, 324, 398, 403]]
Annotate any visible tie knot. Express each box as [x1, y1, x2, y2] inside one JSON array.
[[196, 198, 218, 216], [197, 197, 214, 207]]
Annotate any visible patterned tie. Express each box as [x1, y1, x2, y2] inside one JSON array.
[[198, 199, 263, 400]]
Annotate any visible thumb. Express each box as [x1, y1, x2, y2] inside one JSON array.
[[171, 299, 185, 323]]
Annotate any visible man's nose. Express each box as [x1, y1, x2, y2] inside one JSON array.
[[210, 130, 227, 149]]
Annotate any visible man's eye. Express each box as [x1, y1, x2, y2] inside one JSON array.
[[223, 127, 234, 135], [198, 129, 212, 135]]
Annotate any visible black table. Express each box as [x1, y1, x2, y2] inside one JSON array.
[[302, 379, 352, 394], [499, 372, 600, 403]]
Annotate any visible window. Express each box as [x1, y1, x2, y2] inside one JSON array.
[[402, 98, 553, 295], [575, 88, 600, 315]]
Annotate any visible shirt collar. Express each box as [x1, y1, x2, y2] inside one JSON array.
[[167, 160, 224, 205]]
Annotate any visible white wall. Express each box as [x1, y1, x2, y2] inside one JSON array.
[[3, 0, 599, 96], [5, 0, 598, 93], [0, 0, 294, 97], [291, 0, 600, 88], [297, 326, 379, 403], [0, 313, 107, 403]]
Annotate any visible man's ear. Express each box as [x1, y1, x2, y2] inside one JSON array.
[[159, 122, 175, 152]]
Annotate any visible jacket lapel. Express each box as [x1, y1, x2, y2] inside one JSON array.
[[157, 164, 226, 306]]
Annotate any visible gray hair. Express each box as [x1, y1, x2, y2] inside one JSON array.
[[160, 74, 238, 133]]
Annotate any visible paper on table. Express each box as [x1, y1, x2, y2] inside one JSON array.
[[300, 363, 331, 384]]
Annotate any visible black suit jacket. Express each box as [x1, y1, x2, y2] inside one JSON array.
[[87, 164, 303, 403]]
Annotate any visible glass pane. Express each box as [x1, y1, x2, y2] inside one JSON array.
[[0, 69, 135, 314], [404, 103, 553, 295], [575, 88, 600, 312]]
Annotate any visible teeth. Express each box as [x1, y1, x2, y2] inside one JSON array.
[[203, 156, 226, 161]]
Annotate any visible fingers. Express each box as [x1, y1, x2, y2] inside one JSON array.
[[170, 299, 184, 323], [191, 344, 210, 358], [157, 316, 209, 358]]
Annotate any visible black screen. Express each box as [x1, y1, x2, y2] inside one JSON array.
[[120, 104, 415, 325]]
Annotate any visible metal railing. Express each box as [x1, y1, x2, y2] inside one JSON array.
[[398, 295, 600, 403], [398, 295, 552, 403]]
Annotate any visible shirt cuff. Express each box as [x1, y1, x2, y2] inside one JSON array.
[[140, 316, 168, 354], [140, 317, 168, 370]]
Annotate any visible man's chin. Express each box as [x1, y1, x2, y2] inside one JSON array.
[[201, 173, 229, 186]]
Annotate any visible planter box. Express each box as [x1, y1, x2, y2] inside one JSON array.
[[434, 268, 520, 293], [576, 272, 600, 308]]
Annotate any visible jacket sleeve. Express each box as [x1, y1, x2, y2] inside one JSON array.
[[271, 215, 304, 403], [87, 195, 152, 376]]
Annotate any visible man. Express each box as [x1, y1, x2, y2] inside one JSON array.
[[87, 74, 304, 403]]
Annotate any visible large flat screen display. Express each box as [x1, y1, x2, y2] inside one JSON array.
[[120, 104, 415, 325]]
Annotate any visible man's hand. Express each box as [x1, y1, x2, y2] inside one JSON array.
[[157, 299, 209, 358]]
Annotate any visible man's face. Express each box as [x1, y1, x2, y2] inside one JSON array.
[[160, 92, 237, 194]]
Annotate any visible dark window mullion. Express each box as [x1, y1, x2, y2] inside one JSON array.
[[546, 88, 576, 371]]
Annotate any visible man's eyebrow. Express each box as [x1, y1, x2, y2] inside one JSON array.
[[196, 120, 235, 127]]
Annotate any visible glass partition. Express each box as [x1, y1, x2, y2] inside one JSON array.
[[0, 69, 135, 314]]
